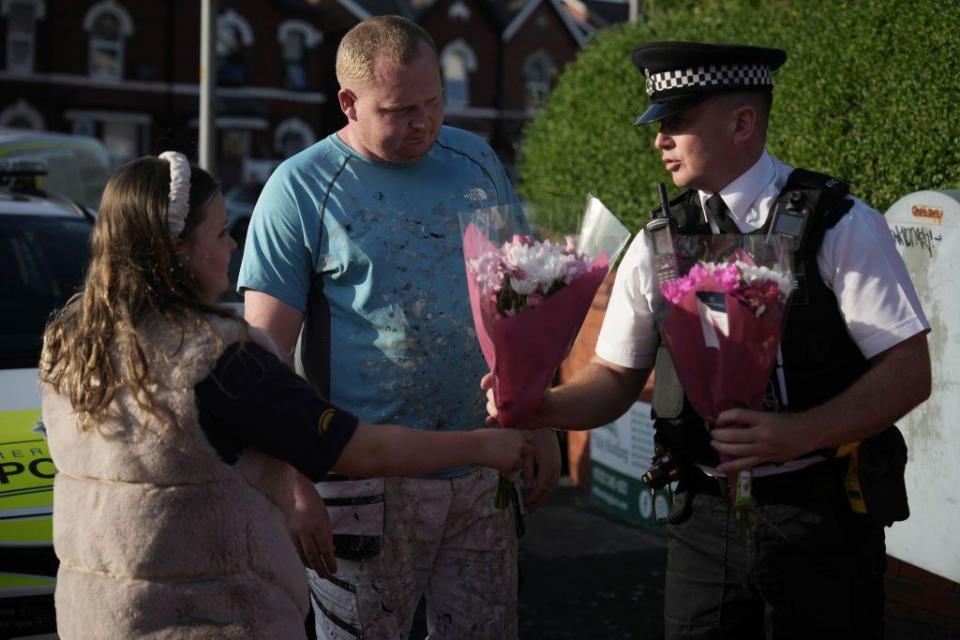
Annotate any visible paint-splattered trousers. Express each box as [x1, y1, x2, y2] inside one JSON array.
[[308, 467, 518, 640]]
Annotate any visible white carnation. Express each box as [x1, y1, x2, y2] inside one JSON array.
[[734, 261, 794, 297]]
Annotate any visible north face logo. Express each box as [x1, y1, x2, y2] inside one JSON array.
[[464, 187, 489, 202]]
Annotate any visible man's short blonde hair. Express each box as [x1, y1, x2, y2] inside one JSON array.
[[336, 15, 438, 88]]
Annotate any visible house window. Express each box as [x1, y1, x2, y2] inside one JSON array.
[[218, 9, 254, 87], [0, 99, 45, 130], [443, 52, 469, 106], [101, 120, 137, 163], [222, 129, 252, 160], [3, 0, 45, 74], [278, 20, 322, 91], [440, 40, 477, 108], [283, 31, 308, 90], [523, 50, 555, 108], [89, 13, 122, 79], [274, 118, 315, 158], [64, 110, 151, 163], [83, 1, 134, 81]]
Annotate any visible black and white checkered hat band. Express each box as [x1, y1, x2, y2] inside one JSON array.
[[645, 64, 772, 95]]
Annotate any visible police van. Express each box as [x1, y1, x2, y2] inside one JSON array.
[[0, 129, 111, 214], [0, 156, 97, 638]]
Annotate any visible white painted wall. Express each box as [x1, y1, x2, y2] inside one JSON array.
[[885, 189, 960, 583]]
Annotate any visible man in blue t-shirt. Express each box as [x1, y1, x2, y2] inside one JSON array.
[[238, 15, 561, 639]]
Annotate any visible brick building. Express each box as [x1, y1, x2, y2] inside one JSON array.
[[1, 0, 626, 186], [0, 0, 376, 186]]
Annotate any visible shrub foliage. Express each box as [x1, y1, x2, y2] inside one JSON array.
[[518, 0, 960, 233]]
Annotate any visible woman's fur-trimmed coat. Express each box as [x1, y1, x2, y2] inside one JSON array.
[[42, 314, 309, 639]]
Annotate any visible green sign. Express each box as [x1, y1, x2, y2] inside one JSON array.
[[588, 402, 670, 531], [590, 461, 671, 530]]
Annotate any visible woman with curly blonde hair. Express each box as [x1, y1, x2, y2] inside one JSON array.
[[40, 152, 531, 639]]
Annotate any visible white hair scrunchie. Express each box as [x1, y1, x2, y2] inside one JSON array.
[[158, 151, 191, 237]]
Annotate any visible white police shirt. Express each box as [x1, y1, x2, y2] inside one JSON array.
[[596, 150, 929, 372]]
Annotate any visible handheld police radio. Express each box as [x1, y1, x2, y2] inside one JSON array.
[[645, 182, 679, 283]]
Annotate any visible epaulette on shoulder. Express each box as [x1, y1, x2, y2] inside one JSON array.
[[781, 168, 854, 231], [785, 168, 849, 198]]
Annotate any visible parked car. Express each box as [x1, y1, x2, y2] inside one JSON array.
[[0, 159, 95, 638], [222, 181, 264, 303], [223, 181, 264, 250]]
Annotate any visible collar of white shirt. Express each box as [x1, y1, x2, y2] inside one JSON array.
[[697, 151, 784, 232]]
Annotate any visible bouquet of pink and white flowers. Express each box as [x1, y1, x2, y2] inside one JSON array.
[[655, 236, 795, 528], [461, 198, 630, 507]]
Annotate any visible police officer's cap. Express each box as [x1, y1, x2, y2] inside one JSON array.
[[632, 41, 787, 125]]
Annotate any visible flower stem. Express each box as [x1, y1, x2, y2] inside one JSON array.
[[494, 474, 513, 509]]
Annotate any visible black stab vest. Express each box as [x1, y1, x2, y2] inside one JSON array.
[[651, 169, 869, 467]]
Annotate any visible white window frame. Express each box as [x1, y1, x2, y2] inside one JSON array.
[[83, 0, 134, 82], [219, 9, 255, 48], [277, 19, 322, 48], [2, 0, 46, 74], [440, 39, 477, 108], [274, 117, 315, 156], [217, 8, 254, 85], [0, 98, 44, 129]]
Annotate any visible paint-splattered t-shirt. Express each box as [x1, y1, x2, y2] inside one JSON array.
[[238, 126, 519, 478]]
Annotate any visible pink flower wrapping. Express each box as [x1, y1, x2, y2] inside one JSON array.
[[659, 271, 785, 425], [657, 247, 794, 524], [463, 223, 610, 429]]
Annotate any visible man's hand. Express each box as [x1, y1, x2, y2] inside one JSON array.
[[713, 333, 932, 474], [481, 361, 651, 432], [525, 429, 561, 511], [481, 372, 497, 426], [290, 473, 337, 577], [479, 373, 559, 509], [711, 409, 812, 473], [480, 372, 551, 430]]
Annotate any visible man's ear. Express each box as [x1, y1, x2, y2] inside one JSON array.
[[338, 88, 358, 121], [731, 104, 757, 146]]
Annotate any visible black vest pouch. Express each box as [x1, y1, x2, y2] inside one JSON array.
[[857, 426, 910, 526], [651, 346, 684, 419]]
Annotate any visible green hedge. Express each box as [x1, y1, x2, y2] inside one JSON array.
[[518, 0, 960, 233]]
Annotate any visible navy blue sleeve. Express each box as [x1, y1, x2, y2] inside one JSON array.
[[194, 341, 359, 481]]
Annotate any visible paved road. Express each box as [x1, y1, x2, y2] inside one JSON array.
[[516, 486, 960, 640], [413, 480, 960, 639], [517, 483, 666, 639], [518, 482, 960, 640]]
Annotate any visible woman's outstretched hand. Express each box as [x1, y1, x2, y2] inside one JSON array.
[[476, 428, 535, 484]]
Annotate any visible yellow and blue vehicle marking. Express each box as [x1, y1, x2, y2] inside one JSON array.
[[0, 370, 56, 637]]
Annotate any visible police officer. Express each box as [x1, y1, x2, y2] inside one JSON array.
[[484, 42, 932, 638]]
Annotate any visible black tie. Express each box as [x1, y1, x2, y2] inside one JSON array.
[[706, 194, 739, 234]]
